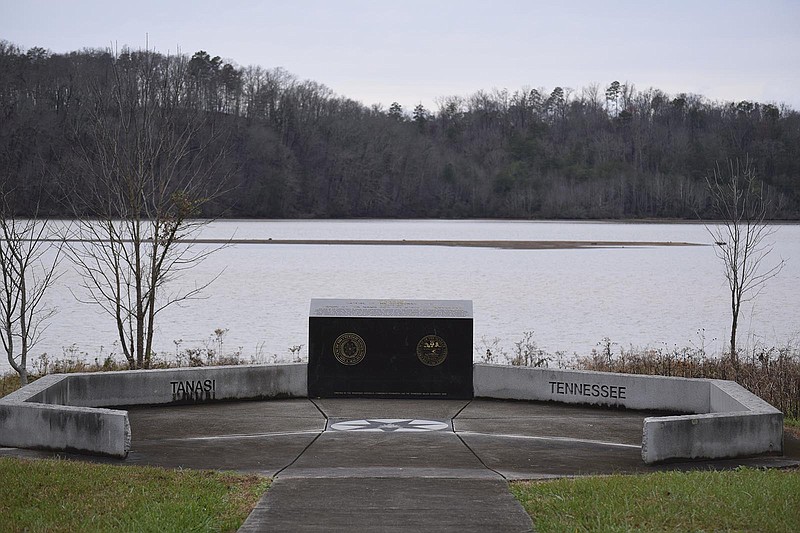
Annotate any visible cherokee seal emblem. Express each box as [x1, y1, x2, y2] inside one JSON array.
[[333, 333, 366, 365], [416, 335, 448, 366]]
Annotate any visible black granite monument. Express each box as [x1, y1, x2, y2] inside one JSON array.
[[308, 299, 473, 399]]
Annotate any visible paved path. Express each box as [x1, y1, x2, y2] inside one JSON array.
[[3, 398, 798, 531], [238, 399, 531, 532]]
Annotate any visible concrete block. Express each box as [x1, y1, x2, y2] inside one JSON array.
[[0, 402, 130, 458], [709, 380, 779, 414], [3, 374, 68, 404], [641, 379, 784, 463], [643, 411, 783, 463]]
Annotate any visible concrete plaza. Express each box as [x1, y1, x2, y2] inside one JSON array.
[[2, 398, 798, 532]]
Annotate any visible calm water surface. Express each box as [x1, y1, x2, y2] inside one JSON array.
[[4, 220, 798, 371]]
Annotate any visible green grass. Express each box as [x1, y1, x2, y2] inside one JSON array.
[[0, 457, 269, 532], [786, 417, 800, 429], [511, 468, 800, 532]]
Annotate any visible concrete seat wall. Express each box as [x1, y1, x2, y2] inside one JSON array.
[[2, 374, 69, 404], [641, 379, 783, 463], [0, 364, 307, 458], [1, 363, 784, 463], [473, 364, 711, 414], [710, 379, 774, 413], [473, 364, 783, 463], [0, 374, 130, 458], [0, 402, 130, 457], [642, 411, 783, 463], [50, 364, 308, 407]]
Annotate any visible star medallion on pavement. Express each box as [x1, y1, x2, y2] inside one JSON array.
[[329, 419, 449, 432]]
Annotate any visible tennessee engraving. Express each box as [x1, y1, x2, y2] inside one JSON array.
[[548, 380, 627, 399]]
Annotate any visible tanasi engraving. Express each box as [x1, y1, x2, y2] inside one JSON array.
[[170, 379, 216, 401]]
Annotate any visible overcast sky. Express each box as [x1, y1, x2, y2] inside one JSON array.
[[2, 0, 799, 111]]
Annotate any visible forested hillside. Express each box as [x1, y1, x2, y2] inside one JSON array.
[[2, 41, 799, 219]]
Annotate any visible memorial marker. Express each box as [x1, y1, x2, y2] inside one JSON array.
[[308, 298, 473, 398]]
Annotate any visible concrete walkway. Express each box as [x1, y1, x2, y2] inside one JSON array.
[[239, 399, 532, 532], [2, 398, 798, 532]]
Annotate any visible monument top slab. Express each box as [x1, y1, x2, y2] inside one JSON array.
[[309, 298, 473, 319]]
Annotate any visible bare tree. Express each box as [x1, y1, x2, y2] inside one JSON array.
[[0, 191, 61, 385], [67, 48, 229, 370], [706, 158, 785, 362]]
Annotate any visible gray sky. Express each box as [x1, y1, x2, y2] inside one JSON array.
[[2, 0, 799, 111]]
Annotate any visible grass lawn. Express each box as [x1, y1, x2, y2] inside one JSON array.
[[0, 457, 268, 532], [511, 468, 800, 532]]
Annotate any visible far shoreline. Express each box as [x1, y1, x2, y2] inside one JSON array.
[[209, 217, 800, 225], [46, 238, 706, 249]]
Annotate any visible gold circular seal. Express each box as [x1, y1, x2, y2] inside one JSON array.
[[333, 333, 366, 365], [416, 335, 448, 366]]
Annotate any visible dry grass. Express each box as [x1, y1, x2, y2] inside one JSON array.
[[6, 334, 800, 423], [0, 328, 287, 398], [574, 338, 800, 419]]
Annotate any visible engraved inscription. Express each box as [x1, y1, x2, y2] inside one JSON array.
[[310, 298, 472, 318], [416, 335, 448, 366], [548, 380, 627, 400], [333, 332, 367, 365], [171, 379, 216, 401], [315, 306, 469, 318]]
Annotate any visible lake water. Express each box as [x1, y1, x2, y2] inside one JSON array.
[[3, 220, 798, 371]]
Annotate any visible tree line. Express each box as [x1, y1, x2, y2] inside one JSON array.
[[2, 41, 799, 219]]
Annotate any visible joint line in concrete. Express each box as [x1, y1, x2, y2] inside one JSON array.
[[166, 430, 322, 442], [451, 399, 473, 422], [273, 404, 326, 479], [273, 430, 324, 479], [457, 430, 642, 449], [309, 398, 330, 431], [455, 431, 507, 480]]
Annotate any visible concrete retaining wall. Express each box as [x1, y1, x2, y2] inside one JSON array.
[[0, 363, 308, 458], [473, 364, 784, 464]]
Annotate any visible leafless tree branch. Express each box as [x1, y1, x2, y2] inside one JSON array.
[[65, 47, 231, 369], [0, 189, 62, 384], [705, 157, 785, 363]]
